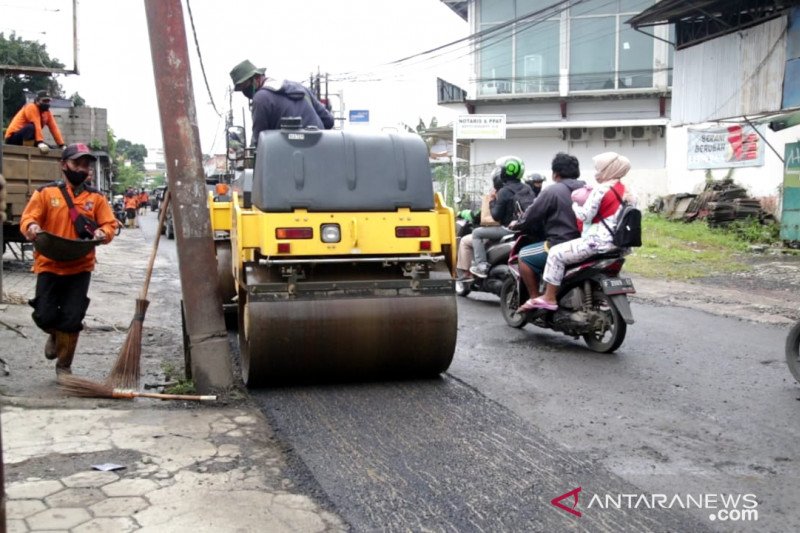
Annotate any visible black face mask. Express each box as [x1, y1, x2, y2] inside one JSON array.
[[64, 168, 89, 186], [242, 82, 256, 100], [38, 103, 51, 112]]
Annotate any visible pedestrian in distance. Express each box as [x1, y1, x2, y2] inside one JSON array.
[[4, 90, 67, 154], [229, 59, 334, 147], [138, 189, 149, 216], [20, 143, 117, 375], [124, 190, 138, 229]]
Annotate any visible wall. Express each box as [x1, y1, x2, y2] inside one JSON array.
[[665, 122, 800, 205], [46, 106, 108, 147]]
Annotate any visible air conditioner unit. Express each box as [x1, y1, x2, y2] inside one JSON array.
[[567, 128, 589, 141], [630, 125, 655, 140], [602, 127, 626, 141]]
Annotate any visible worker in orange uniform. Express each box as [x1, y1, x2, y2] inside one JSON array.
[[4, 91, 66, 153], [138, 189, 149, 215], [124, 190, 139, 228], [20, 143, 117, 375]]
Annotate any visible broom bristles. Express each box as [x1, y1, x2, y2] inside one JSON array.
[[107, 298, 149, 389], [57, 374, 116, 398]]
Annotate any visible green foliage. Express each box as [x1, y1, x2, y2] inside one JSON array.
[[432, 165, 454, 207], [70, 92, 85, 107], [116, 138, 148, 170], [113, 163, 145, 194], [723, 217, 780, 244], [0, 32, 64, 126], [165, 379, 196, 395], [624, 214, 751, 279], [150, 174, 166, 187]]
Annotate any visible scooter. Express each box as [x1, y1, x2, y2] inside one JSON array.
[[454, 208, 514, 298], [786, 321, 800, 383], [499, 235, 635, 353], [112, 201, 125, 236]]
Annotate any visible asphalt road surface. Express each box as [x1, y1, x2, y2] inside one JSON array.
[[145, 213, 797, 532]]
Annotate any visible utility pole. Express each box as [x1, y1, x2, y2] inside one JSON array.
[[144, 0, 233, 391]]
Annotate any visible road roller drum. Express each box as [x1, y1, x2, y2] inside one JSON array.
[[230, 124, 458, 385]]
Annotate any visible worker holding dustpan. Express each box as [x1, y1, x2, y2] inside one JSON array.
[[20, 143, 118, 375]]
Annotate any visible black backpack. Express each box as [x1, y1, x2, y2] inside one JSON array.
[[513, 185, 536, 217], [601, 186, 642, 248]]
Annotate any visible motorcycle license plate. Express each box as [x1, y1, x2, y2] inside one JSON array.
[[602, 277, 636, 295]]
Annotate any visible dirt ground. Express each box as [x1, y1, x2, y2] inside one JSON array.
[[630, 249, 800, 326]]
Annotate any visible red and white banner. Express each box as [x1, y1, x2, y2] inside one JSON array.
[[687, 124, 765, 169]]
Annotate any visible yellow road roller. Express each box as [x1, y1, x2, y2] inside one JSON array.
[[230, 122, 458, 386]]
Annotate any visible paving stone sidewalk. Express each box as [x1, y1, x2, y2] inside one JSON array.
[[1, 216, 346, 532]]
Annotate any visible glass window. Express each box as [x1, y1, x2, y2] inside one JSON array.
[[479, 28, 513, 95], [570, 16, 616, 90], [618, 26, 653, 88], [515, 20, 560, 93], [619, 0, 654, 13], [517, 0, 558, 17], [571, 0, 617, 16], [480, 0, 514, 23]]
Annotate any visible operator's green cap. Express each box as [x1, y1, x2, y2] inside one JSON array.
[[230, 59, 265, 89]]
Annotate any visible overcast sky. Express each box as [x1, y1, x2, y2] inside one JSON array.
[[4, 0, 469, 154]]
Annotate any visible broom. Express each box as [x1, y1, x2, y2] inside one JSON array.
[[107, 191, 171, 389], [58, 374, 216, 401]]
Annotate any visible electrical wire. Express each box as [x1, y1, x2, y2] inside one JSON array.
[[185, 0, 221, 117]]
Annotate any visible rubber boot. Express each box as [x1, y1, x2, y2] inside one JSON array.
[[55, 332, 80, 375], [44, 330, 58, 360]]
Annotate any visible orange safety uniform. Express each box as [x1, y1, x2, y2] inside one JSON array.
[[20, 182, 117, 275], [124, 195, 139, 210], [138, 191, 149, 206], [4, 102, 66, 146]]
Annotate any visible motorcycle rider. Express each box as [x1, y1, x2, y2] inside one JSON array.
[[511, 153, 584, 309], [470, 156, 534, 278], [529, 151, 634, 311], [525, 173, 545, 199], [456, 171, 504, 279]]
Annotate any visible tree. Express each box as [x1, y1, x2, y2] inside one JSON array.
[[0, 32, 64, 126], [70, 92, 85, 107], [116, 139, 148, 170]]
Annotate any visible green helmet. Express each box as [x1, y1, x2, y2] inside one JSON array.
[[495, 155, 525, 182]]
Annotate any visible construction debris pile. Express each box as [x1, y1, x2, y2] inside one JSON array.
[[651, 178, 769, 227]]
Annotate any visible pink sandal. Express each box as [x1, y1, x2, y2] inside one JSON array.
[[520, 297, 557, 312]]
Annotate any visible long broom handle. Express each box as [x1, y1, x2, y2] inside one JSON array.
[[111, 389, 217, 401], [141, 191, 171, 300]]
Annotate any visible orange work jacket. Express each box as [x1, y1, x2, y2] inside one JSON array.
[[20, 181, 117, 275], [124, 195, 139, 210], [4, 103, 65, 146]]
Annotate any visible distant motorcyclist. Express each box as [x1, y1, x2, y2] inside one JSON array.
[[469, 156, 534, 278], [512, 153, 584, 310], [525, 173, 545, 199]]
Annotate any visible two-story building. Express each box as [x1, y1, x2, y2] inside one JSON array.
[[439, 0, 794, 212], [441, 0, 672, 205]]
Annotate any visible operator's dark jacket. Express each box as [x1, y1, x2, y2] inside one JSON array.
[[490, 180, 534, 227], [515, 178, 585, 246], [252, 80, 335, 144]]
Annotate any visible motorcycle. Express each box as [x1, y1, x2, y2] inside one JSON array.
[[112, 201, 125, 236], [455, 211, 515, 298], [499, 235, 635, 353], [786, 321, 800, 383]]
